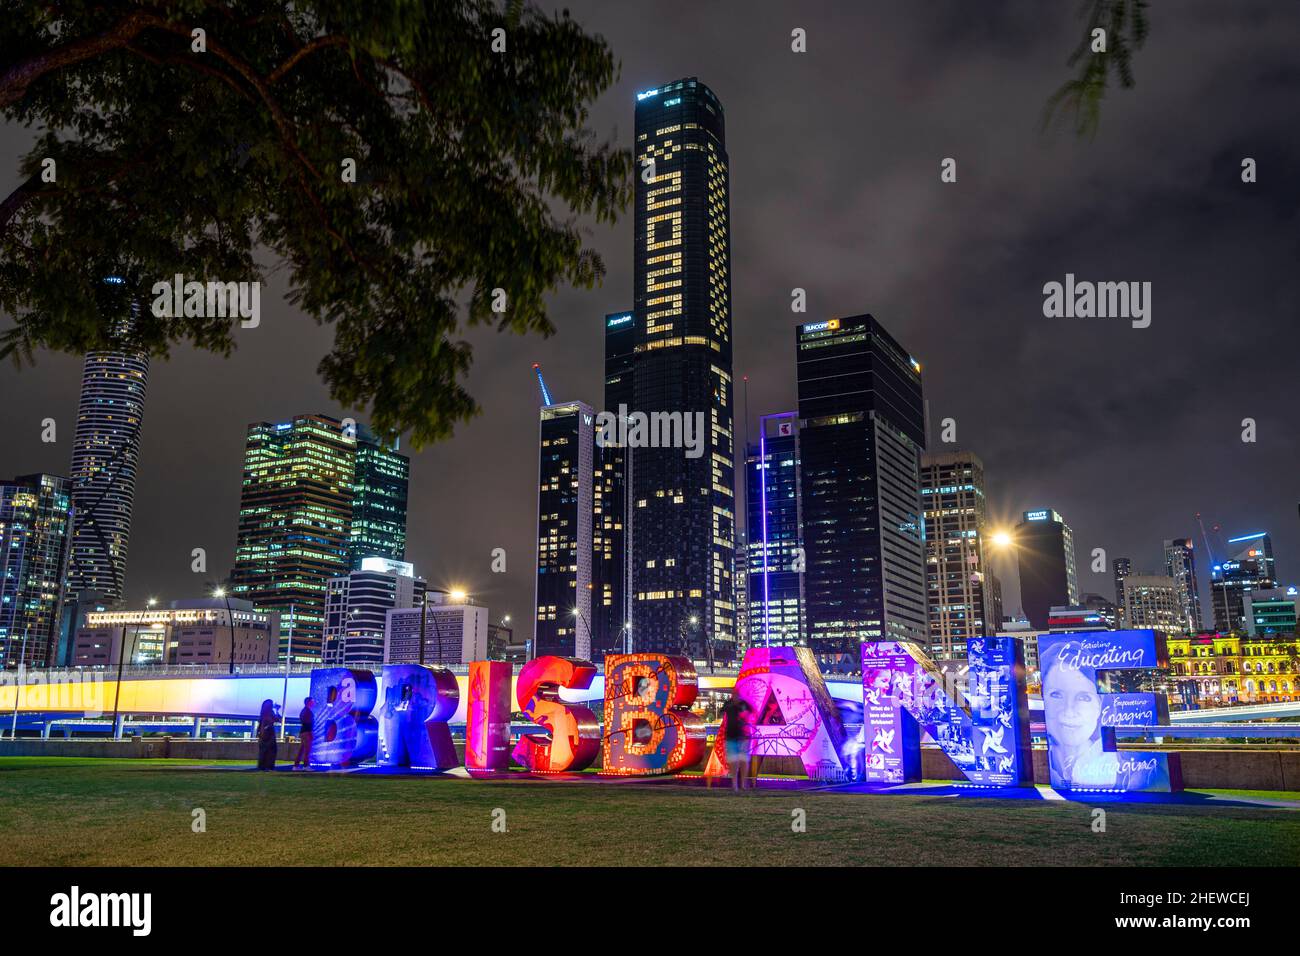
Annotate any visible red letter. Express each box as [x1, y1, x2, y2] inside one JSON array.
[[512, 656, 600, 773], [603, 653, 704, 775]]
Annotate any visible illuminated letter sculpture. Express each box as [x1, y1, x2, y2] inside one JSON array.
[[465, 661, 513, 773], [705, 646, 849, 779], [1039, 630, 1182, 792], [376, 664, 460, 770], [512, 656, 600, 773], [602, 653, 705, 775], [861, 638, 1031, 786], [309, 668, 378, 768]]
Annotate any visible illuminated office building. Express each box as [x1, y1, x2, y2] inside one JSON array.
[[348, 425, 409, 569], [1242, 587, 1298, 637], [1112, 556, 1132, 625], [1121, 574, 1184, 634], [795, 314, 928, 664], [0, 474, 74, 668], [231, 415, 355, 661], [1014, 509, 1079, 630], [745, 414, 804, 648], [67, 295, 148, 605], [73, 598, 275, 667], [920, 450, 1002, 661], [598, 310, 636, 655], [534, 401, 596, 659], [1211, 532, 1277, 633], [386, 590, 488, 666], [629, 78, 736, 662], [1163, 537, 1203, 634], [323, 557, 425, 666]]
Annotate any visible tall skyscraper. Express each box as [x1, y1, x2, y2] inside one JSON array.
[[1014, 509, 1079, 630], [323, 557, 425, 666], [920, 450, 1002, 661], [0, 474, 74, 668], [67, 297, 148, 605], [1211, 532, 1276, 633], [796, 314, 928, 664], [598, 310, 636, 654], [348, 425, 409, 569], [231, 415, 355, 661], [1163, 537, 1203, 634], [630, 78, 736, 662], [534, 401, 595, 659], [1112, 556, 1132, 610], [745, 413, 804, 648]]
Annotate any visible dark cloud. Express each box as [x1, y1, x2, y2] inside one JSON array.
[[2, 1, 1296, 627]]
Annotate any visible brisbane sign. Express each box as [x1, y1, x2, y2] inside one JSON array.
[[305, 630, 1181, 793]]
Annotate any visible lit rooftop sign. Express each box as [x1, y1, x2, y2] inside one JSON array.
[[636, 88, 658, 100], [801, 319, 840, 333], [1025, 510, 1050, 521], [606, 314, 632, 328]]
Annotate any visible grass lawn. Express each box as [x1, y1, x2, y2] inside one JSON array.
[[1, 757, 1297, 867]]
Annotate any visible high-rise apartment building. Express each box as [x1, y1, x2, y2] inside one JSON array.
[[348, 425, 410, 569], [534, 401, 595, 659], [231, 415, 356, 661], [1211, 532, 1276, 633], [795, 314, 928, 663], [920, 450, 1002, 661], [0, 474, 74, 668], [67, 295, 148, 605], [1163, 537, 1203, 634], [629, 78, 736, 662], [745, 413, 804, 648], [323, 557, 425, 666], [1014, 509, 1079, 630]]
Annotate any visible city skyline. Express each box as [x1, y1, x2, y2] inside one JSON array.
[[1, 2, 1297, 640]]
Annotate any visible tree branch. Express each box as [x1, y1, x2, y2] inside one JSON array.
[[0, 11, 153, 109]]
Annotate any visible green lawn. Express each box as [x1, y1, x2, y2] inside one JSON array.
[[1, 757, 1297, 867]]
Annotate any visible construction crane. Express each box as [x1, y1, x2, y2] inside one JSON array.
[[1195, 513, 1222, 570], [532, 363, 553, 407]]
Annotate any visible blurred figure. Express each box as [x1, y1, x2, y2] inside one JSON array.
[[293, 696, 315, 770], [255, 699, 278, 771], [720, 695, 754, 791]]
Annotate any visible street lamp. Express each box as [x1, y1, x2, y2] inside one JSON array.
[[111, 597, 156, 740], [213, 587, 236, 675]]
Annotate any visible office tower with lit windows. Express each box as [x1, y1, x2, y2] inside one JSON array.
[[598, 310, 636, 654], [0, 474, 74, 668], [1163, 537, 1203, 634], [796, 314, 928, 663], [630, 78, 736, 663], [1121, 574, 1184, 633], [745, 414, 805, 648], [67, 295, 148, 605], [534, 401, 596, 659], [1211, 532, 1276, 633], [323, 557, 426, 666], [920, 450, 1002, 661], [1014, 509, 1079, 630], [348, 425, 409, 569], [231, 415, 355, 661]]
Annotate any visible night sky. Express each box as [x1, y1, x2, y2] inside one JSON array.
[[2, 1, 1297, 633]]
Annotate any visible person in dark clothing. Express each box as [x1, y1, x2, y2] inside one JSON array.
[[255, 699, 278, 771], [720, 696, 754, 791], [293, 697, 315, 770]]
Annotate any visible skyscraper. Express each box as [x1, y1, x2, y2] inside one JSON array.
[[534, 401, 595, 659], [630, 78, 736, 662], [1112, 556, 1133, 625], [745, 413, 804, 648], [1211, 532, 1276, 633], [67, 297, 148, 605], [1163, 537, 1203, 634], [348, 425, 409, 569], [598, 310, 636, 654], [1121, 574, 1184, 633], [796, 314, 928, 664], [920, 450, 1002, 661], [1014, 509, 1079, 630], [0, 474, 74, 668], [231, 415, 355, 661]]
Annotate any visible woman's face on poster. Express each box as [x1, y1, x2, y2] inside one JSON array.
[[1044, 664, 1100, 748]]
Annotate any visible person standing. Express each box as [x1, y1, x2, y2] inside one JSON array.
[[294, 697, 315, 770], [255, 699, 278, 771], [720, 695, 754, 792]]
